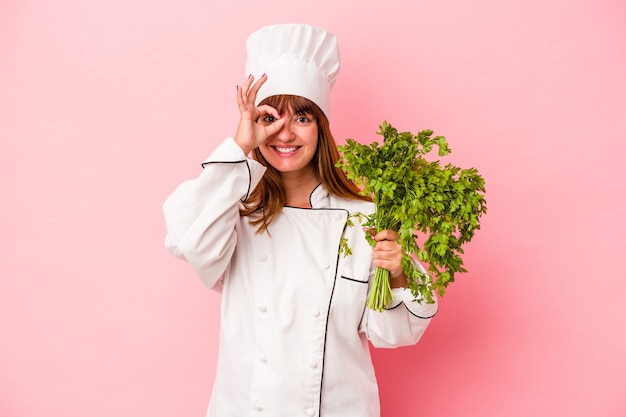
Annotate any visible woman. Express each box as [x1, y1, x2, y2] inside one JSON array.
[[163, 23, 437, 417]]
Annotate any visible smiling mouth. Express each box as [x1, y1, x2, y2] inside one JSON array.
[[273, 146, 299, 154]]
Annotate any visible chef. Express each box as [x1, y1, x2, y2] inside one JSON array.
[[163, 23, 437, 417]]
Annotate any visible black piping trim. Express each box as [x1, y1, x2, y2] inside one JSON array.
[[340, 275, 368, 284], [384, 302, 404, 311], [283, 207, 348, 213], [317, 208, 350, 417], [282, 183, 325, 209], [309, 183, 323, 207], [200, 159, 253, 202], [403, 302, 438, 319], [384, 301, 438, 319]]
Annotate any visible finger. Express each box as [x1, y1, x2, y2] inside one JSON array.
[[236, 84, 245, 110], [238, 75, 256, 110], [241, 74, 254, 97], [372, 246, 403, 272], [371, 257, 403, 278], [373, 229, 400, 242], [263, 117, 286, 137], [256, 104, 281, 120], [237, 75, 255, 110], [248, 73, 267, 97], [374, 240, 399, 251], [238, 76, 265, 116], [372, 257, 389, 269], [244, 73, 267, 106]]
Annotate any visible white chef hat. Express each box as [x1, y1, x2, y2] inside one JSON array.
[[245, 23, 340, 119]]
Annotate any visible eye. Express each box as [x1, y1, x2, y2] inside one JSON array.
[[295, 115, 311, 123], [262, 115, 277, 123]]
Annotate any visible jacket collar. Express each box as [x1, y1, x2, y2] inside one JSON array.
[[310, 183, 330, 208]]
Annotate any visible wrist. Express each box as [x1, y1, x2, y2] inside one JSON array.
[[234, 140, 252, 156], [389, 273, 408, 288]]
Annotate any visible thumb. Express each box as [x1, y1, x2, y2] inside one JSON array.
[[364, 227, 376, 238], [373, 229, 400, 242]]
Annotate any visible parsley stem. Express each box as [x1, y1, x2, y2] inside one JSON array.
[[367, 266, 393, 312]]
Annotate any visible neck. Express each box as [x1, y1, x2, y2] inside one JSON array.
[[281, 168, 320, 208]]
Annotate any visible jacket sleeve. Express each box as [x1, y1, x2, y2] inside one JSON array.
[[162, 137, 266, 289], [363, 263, 438, 348]]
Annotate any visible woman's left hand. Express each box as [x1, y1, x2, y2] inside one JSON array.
[[370, 229, 408, 288]]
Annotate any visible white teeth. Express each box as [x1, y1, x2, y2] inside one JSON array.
[[275, 146, 297, 153]]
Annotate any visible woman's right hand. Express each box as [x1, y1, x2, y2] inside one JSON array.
[[234, 74, 285, 155]]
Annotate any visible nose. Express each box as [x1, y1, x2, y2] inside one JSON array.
[[276, 116, 295, 141]]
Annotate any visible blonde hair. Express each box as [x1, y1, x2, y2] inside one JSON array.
[[240, 95, 370, 233]]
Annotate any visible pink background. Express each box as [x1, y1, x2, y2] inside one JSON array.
[[2, 0, 625, 416]]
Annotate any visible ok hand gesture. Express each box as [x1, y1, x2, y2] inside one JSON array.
[[234, 74, 285, 155]]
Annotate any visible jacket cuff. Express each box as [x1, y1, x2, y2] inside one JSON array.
[[390, 287, 438, 319], [202, 137, 247, 163], [201, 137, 267, 193]]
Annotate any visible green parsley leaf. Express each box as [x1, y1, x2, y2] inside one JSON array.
[[337, 121, 488, 311]]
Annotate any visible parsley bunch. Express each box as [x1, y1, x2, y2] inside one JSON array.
[[337, 121, 487, 311]]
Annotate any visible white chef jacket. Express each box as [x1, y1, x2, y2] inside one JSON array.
[[163, 137, 438, 417]]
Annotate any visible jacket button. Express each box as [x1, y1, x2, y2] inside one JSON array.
[[259, 355, 267, 363], [259, 254, 268, 262], [258, 306, 267, 313], [305, 408, 315, 416], [311, 308, 320, 317], [309, 361, 318, 369]]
